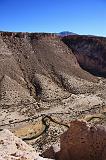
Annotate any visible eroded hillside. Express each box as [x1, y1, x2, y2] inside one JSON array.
[[0, 32, 106, 155]]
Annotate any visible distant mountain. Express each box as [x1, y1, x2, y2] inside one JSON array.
[[57, 31, 77, 37]]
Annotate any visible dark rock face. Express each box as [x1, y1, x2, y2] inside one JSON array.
[[42, 146, 55, 159], [62, 35, 106, 77], [42, 121, 106, 160]]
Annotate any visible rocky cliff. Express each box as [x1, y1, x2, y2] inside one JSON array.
[[62, 35, 106, 77]]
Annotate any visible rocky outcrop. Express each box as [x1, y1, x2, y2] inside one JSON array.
[[62, 35, 106, 77], [0, 129, 52, 160], [0, 31, 57, 39], [42, 120, 106, 160]]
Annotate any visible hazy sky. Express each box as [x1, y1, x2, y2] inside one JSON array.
[[0, 0, 106, 36]]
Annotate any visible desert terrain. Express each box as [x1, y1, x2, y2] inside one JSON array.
[[0, 31, 106, 159]]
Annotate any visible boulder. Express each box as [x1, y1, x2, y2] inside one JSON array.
[[42, 120, 106, 160]]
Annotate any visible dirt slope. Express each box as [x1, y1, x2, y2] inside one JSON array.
[[0, 32, 99, 109]]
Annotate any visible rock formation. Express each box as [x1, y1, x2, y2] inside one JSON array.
[[42, 120, 106, 160], [0, 129, 53, 160], [62, 35, 106, 77]]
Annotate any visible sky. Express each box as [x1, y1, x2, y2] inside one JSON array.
[[0, 0, 106, 36]]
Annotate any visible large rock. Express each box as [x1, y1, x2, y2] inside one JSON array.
[[0, 129, 52, 160], [42, 120, 106, 160]]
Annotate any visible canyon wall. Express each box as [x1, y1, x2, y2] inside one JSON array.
[[63, 35, 106, 77]]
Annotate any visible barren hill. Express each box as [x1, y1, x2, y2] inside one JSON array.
[[0, 32, 99, 106]]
